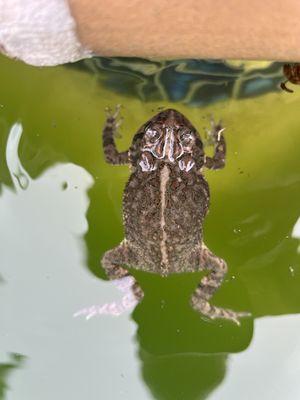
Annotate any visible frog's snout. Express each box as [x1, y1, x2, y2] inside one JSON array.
[[164, 129, 184, 162], [142, 128, 183, 163]]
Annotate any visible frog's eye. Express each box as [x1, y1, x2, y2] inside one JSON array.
[[145, 129, 160, 143], [180, 131, 194, 145]]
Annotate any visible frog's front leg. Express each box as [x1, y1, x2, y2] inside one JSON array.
[[190, 245, 250, 325], [103, 105, 129, 165], [102, 242, 144, 302], [204, 118, 226, 170]]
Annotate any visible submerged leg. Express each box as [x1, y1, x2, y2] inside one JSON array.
[[190, 246, 250, 325], [73, 243, 143, 319], [103, 104, 129, 165], [204, 117, 226, 170], [102, 243, 144, 302]]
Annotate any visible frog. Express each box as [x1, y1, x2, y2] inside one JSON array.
[[101, 106, 250, 325], [281, 63, 300, 93]]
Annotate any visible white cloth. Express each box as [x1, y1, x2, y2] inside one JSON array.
[[0, 0, 92, 66]]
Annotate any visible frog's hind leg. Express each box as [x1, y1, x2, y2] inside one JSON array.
[[73, 243, 143, 319], [101, 242, 144, 302], [190, 245, 250, 325]]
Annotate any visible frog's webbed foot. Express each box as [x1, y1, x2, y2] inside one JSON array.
[[191, 297, 250, 326], [73, 275, 140, 320], [74, 243, 143, 320], [190, 246, 250, 326]]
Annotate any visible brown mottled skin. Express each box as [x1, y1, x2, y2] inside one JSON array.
[[102, 107, 250, 325], [281, 63, 300, 93]]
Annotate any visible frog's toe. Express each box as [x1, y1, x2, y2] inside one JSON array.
[[205, 116, 225, 144], [104, 105, 123, 138], [105, 103, 122, 117], [211, 309, 251, 326], [221, 310, 251, 326]]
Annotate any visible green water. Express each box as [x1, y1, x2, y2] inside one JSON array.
[[0, 55, 300, 400]]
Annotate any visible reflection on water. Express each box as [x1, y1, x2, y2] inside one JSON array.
[[5, 123, 30, 190], [72, 59, 284, 106], [0, 54, 300, 399], [211, 315, 300, 399], [292, 217, 300, 254], [0, 354, 25, 399]]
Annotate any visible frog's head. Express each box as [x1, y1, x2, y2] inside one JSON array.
[[138, 109, 203, 165]]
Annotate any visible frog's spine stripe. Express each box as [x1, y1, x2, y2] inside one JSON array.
[[160, 165, 170, 269]]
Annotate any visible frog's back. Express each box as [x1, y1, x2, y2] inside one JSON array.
[[123, 164, 209, 274]]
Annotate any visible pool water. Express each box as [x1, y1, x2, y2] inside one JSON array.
[[0, 55, 300, 400]]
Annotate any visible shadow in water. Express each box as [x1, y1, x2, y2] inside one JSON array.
[[139, 350, 226, 400], [129, 272, 253, 400]]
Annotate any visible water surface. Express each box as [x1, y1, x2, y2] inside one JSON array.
[[0, 55, 300, 400]]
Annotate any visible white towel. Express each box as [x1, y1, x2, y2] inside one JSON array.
[[0, 0, 92, 66]]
